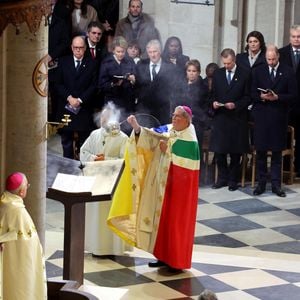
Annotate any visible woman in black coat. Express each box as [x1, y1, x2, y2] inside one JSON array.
[[162, 36, 189, 77], [236, 31, 267, 72], [173, 59, 208, 148], [98, 36, 136, 113], [236, 31, 267, 121]]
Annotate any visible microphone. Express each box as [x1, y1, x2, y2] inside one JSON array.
[[79, 160, 85, 175]]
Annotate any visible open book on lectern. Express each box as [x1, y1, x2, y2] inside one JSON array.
[[50, 159, 124, 197]]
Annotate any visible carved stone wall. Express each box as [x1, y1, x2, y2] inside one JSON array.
[[0, 0, 52, 36]]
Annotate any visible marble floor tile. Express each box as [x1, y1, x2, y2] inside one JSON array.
[[194, 233, 248, 248], [197, 203, 236, 220], [216, 198, 280, 215], [226, 228, 294, 246], [216, 290, 260, 300], [256, 241, 300, 254], [245, 284, 300, 300], [46, 141, 300, 300], [199, 216, 263, 233], [243, 210, 300, 228], [272, 224, 300, 240], [212, 269, 288, 290]]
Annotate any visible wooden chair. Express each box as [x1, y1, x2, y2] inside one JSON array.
[[201, 129, 218, 185], [201, 129, 211, 184], [241, 125, 295, 187]]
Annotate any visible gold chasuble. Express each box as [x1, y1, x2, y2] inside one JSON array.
[[0, 191, 47, 300], [108, 124, 200, 269]]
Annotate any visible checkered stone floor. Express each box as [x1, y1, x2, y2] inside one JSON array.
[[46, 177, 300, 300]]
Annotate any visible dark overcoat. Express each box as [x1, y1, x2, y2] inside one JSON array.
[[251, 63, 297, 151], [236, 51, 267, 72], [172, 77, 208, 126], [279, 44, 300, 115], [209, 66, 251, 153], [84, 37, 108, 70], [54, 55, 97, 132], [98, 54, 136, 112]]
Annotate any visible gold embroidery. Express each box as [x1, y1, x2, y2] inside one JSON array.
[[28, 230, 32, 237], [143, 217, 150, 225], [17, 230, 23, 236], [131, 168, 137, 176]]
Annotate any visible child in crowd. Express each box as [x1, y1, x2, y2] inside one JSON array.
[[127, 40, 141, 64]]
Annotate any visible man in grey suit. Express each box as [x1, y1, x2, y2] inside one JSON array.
[[135, 39, 177, 125], [210, 48, 251, 191]]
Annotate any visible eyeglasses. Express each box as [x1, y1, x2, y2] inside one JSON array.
[[73, 46, 85, 50]]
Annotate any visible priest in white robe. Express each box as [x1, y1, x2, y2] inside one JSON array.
[[80, 104, 128, 255]]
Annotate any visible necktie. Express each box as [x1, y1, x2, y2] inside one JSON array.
[[152, 64, 157, 80], [270, 68, 275, 82], [295, 49, 300, 65], [227, 70, 232, 85], [75, 60, 81, 72], [90, 47, 95, 59]]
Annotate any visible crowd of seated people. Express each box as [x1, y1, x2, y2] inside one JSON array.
[[48, 0, 300, 196]]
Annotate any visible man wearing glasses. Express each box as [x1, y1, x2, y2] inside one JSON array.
[[54, 35, 97, 159]]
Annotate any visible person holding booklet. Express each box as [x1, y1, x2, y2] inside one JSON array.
[[54, 35, 98, 159], [251, 45, 297, 197], [209, 48, 251, 191], [98, 36, 136, 116]]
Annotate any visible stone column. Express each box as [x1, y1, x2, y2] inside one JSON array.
[[0, 31, 7, 189], [4, 22, 48, 246]]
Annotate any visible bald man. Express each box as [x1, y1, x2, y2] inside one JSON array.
[[54, 35, 98, 159], [251, 45, 297, 197]]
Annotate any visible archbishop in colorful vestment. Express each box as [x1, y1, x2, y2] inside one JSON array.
[[108, 106, 200, 271]]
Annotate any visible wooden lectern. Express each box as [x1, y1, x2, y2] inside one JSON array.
[[47, 154, 124, 285]]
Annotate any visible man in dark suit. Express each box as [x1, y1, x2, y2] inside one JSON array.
[[54, 36, 97, 159], [85, 21, 108, 110], [85, 21, 108, 67], [279, 25, 300, 177], [210, 48, 250, 191], [135, 39, 177, 126], [251, 45, 297, 197]]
